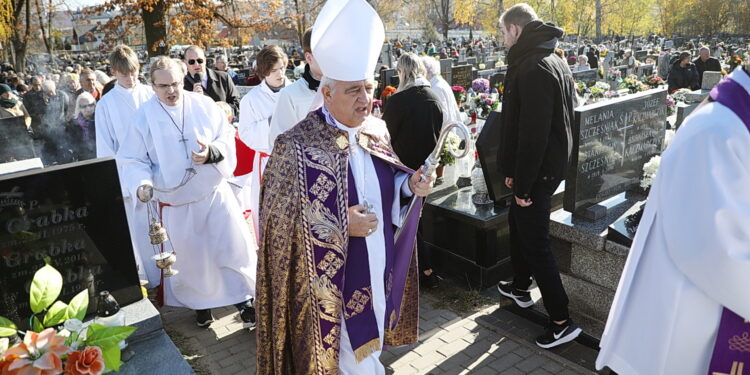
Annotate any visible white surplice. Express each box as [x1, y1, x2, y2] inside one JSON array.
[[268, 77, 317, 147], [94, 82, 159, 286], [236, 79, 289, 239], [331, 114, 410, 375], [596, 68, 750, 375], [117, 91, 257, 309]]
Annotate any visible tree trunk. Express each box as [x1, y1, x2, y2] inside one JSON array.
[[35, 0, 52, 56], [595, 0, 602, 42], [12, 0, 30, 72], [141, 0, 168, 57]]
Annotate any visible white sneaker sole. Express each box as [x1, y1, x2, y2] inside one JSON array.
[[536, 327, 582, 349], [242, 321, 256, 329], [497, 284, 534, 308]]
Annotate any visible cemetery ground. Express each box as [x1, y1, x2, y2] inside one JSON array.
[[158, 281, 600, 374]]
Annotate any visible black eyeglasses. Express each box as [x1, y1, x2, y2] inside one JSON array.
[[187, 59, 205, 65]]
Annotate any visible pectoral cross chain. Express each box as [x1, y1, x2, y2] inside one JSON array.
[[178, 135, 190, 159]]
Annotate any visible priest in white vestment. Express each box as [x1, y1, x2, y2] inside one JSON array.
[[596, 64, 750, 375], [94, 45, 158, 287], [237, 45, 291, 238], [422, 56, 462, 125], [117, 56, 257, 328], [268, 28, 323, 147]]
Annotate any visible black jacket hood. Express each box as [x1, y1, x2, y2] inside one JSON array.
[[507, 21, 564, 66]]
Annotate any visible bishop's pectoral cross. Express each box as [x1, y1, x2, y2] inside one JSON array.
[[362, 200, 374, 215], [178, 135, 190, 159]]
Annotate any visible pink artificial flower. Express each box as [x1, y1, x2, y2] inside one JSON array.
[[63, 347, 104, 375], [4, 328, 69, 375]]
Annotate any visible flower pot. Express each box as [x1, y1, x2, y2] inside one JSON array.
[[436, 165, 445, 178]]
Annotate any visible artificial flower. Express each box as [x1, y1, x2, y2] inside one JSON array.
[[63, 347, 104, 375], [4, 328, 68, 375]]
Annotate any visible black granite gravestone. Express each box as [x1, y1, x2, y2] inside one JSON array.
[[451, 65, 473, 89], [489, 72, 506, 91], [635, 50, 648, 62], [572, 69, 599, 86], [0, 116, 36, 163], [382, 69, 397, 88], [564, 89, 668, 219], [0, 158, 142, 329], [614, 65, 629, 78], [476, 111, 513, 205]]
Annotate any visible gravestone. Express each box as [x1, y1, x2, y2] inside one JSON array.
[[701, 71, 723, 90], [477, 69, 495, 79], [564, 89, 668, 219], [637, 64, 654, 78], [382, 69, 397, 89], [0, 117, 36, 163], [635, 50, 648, 62], [0, 159, 143, 329], [675, 101, 699, 128], [440, 59, 453, 85], [467, 57, 478, 69], [476, 111, 513, 205], [485, 58, 498, 69], [235, 69, 250, 83], [572, 69, 599, 86], [451, 65, 473, 89], [614, 65, 628, 78], [489, 72, 506, 91]]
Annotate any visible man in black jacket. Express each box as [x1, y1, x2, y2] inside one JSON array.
[[496, 3, 581, 349], [693, 47, 722, 87], [182, 45, 241, 117]]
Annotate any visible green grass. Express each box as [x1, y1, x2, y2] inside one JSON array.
[[425, 280, 495, 315]]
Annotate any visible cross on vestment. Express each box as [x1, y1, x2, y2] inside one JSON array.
[[178, 135, 190, 159]]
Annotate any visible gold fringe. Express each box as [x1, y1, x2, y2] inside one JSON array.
[[353, 338, 381, 363]]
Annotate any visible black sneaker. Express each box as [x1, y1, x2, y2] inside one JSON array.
[[240, 299, 256, 328], [497, 281, 534, 308], [535, 320, 582, 349], [420, 272, 442, 289], [195, 309, 214, 328]]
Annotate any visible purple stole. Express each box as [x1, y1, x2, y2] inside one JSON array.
[[706, 76, 750, 375], [298, 107, 422, 363]]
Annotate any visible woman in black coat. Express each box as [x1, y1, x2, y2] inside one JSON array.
[[667, 51, 700, 93], [382, 52, 444, 288]]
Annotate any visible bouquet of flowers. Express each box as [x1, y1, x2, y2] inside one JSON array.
[[607, 68, 623, 83], [589, 85, 606, 100], [451, 86, 467, 106], [472, 93, 500, 117], [603, 90, 619, 99], [640, 155, 661, 189], [620, 74, 649, 94], [380, 85, 397, 100], [727, 55, 743, 71], [666, 95, 677, 116], [0, 264, 137, 375], [670, 88, 692, 102], [471, 78, 490, 94], [642, 74, 665, 88], [439, 132, 462, 166]]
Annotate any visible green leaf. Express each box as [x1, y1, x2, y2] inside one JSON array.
[[66, 290, 89, 321], [29, 264, 63, 314], [85, 324, 137, 350], [31, 316, 44, 333], [100, 343, 123, 372], [0, 316, 17, 337], [42, 301, 68, 327]]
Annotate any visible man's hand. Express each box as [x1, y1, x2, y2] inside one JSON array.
[[505, 177, 513, 189], [192, 82, 203, 94], [348, 205, 378, 237], [515, 196, 533, 207], [191, 140, 209, 164], [137, 185, 153, 203], [409, 168, 436, 197]]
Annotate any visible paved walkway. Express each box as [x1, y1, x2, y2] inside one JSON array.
[[159, 289, 596, 374]]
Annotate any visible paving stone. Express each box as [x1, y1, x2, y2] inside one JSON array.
[[542, 360, 564, 373], [529, 368, 554, 375], [516, 354, 548, 372], [488, 352, 523, 372]]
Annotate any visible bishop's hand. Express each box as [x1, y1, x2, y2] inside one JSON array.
[[137, 185, 153, 202], [409, 168, 436, 197], [192, 140, 209, 164], [348, 205, 378, 238]]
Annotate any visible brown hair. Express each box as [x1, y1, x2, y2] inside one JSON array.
[[109, 45, 140, 74], [255, 45, 288, 79], [500, 3, 538, 29], [302, 29, 313, 54], [80, 68, 96, 79], [149, 56, 182, 83]]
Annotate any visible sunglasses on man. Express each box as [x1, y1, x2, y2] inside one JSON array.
[[188, 59, 205, 65]]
